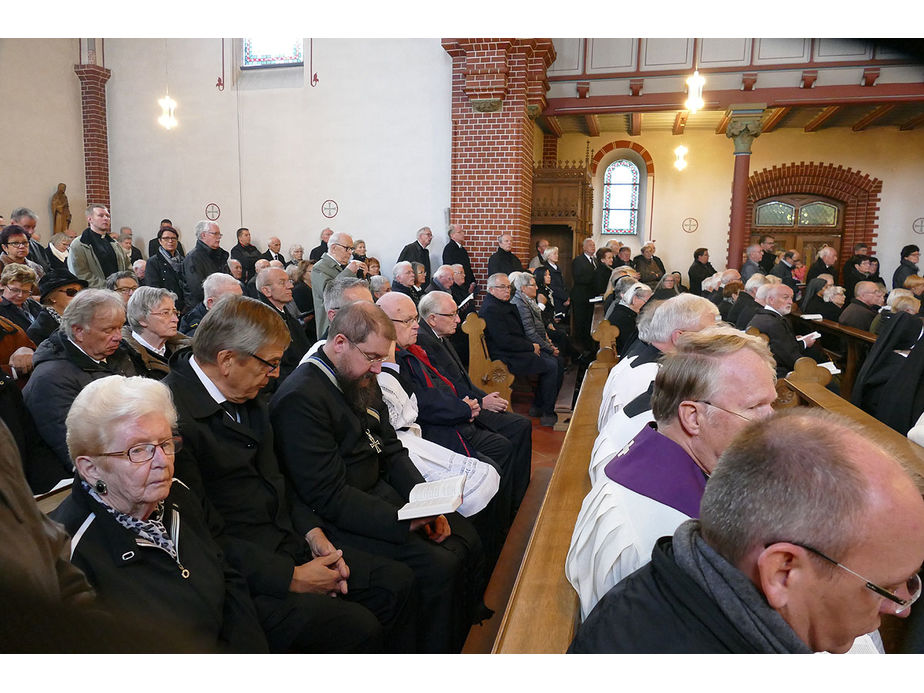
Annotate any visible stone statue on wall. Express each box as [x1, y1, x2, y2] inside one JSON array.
[[51, 183, 71, 235]]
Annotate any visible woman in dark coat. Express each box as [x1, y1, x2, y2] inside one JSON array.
[[50, 375, 268, 652]]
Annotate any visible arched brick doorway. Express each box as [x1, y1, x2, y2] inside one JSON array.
[[741, 162, 883, 274]]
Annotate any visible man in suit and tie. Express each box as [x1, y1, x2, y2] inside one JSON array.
[[261, 236, 286, 265], [310, 231, 367, 336], [571, 237, 599, 352], [441, 225, 476, 294], [770, 249, 800, 293], [747, 283, 819, 378], [397, 227, 433, 286]]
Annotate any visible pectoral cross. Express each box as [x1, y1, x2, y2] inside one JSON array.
[[366, 430, 382, 453]]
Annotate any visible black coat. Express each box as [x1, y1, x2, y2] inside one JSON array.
[[260, 249, 286, 265], [183, 240, 229, 306], [308, 241, 327, 262], [143, 250, 190, 312], [0, 297, 42, 333], [478, 292, 537, 370], [769, 260, 797, 292], [25, 307, 59, 346], [179, 301, 208, 337], [397, 241, 432, 285], [687, 261, 716, 296], [269, 351, 424, 543], [22, 331, 140, 469], [51, 477, 268, 652], [570, 254, 596, 304], [487, 248, 523, 277], [805, 257, 838, 285], [569, 536, 771, 653], [258, 296, 311, 387], [604, 303, 639, 354], [731, 292, 759, 330], [230, 243, 263, 283], [746, 307, 806, 377], [893, 258, 919, 290], [442, 240, 476, 288]]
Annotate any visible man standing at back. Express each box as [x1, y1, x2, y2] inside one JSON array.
[[571, 237, 598, 353], [309, 227, 333, 262], [68, 205, 129, 288], [310, 231, 366, 337], [441, 225, 475, 293], [183, 220, 230, 307], [261, 236, 286, 265], [398, 227, 433, 286], [230, 227, 262, 282]]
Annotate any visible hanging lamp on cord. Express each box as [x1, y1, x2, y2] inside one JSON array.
[[684, 70, 705, 113], [158, 38, 178, 130]]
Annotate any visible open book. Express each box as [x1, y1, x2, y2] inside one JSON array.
[[458, 294, 475, 310], [397, 475, 465, 520]]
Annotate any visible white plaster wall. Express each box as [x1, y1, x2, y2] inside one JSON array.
[[556, 126, 924, 284], [104, 38, 453, 268], [0, 38, 87, 241]]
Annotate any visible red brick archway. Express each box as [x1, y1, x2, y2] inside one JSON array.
[[590, 140, 655, 176], [743, 162, 883, 270]]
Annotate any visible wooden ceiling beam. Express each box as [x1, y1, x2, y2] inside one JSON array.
[[851, 104, 896, 131], [900, 112, 924, 131], [585, 114, 600, 137], [538, 115, 562, 137], [672, 110, 688, 135], [762, 106, 791, 132], [714, 113, 731, 135], [628, 112, 642, 136], [804, 105, 842, 132]]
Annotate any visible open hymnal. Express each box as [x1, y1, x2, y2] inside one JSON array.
[[458, 294, 474, 309], [818, 361, 842, 375], [800, 331, 822, 342], [397, 475, 465, 520]]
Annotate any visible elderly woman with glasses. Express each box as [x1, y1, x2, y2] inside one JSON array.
[[123, 286, 191, 379], [50, 375, 268, 652], [0, 263, 43, 333], [26, 269, 88, 346]]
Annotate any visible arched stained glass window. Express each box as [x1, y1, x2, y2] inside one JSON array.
[[242, 38, 303, 69], [755, 201, 795, 226], [798, 201, 838, 226], [602, 159, 640, 235]]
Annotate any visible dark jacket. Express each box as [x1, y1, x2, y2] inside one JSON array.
[[687, 261, 716, 296], [604, 302, 639, 354], [179, 301, 208, 337], [22, 330, 140, 468], [121, 326, 192, 380], [258, 296, 310, 387], [183, 240, 230, 306], [759, 249, 776, 274], [634, 255, 664, 288], [260, 249, 286, 266], [729, 291, 757, 329], [25, 307, 60, 347], [893, 258, 919, 290], [51, 477, 268, 652], [569, 536, 769, 653], [144, 250, 190, 312], [769, 260, 797, 292], [397, 241, 431, 285], [442, 240, 476, 289], [487, 248, 523, 277], [479, 292, 537, 366], [838, 298, 878, 332], [805, 256, 838, 285], [269, 350, 424, 544], [308, 241, 328, 262], [746, 307, 805, 377], [230, 243, 263, 283], [0, 297, 42, 333]]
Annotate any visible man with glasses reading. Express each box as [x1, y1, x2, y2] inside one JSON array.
[[310, 231, 367, 337], [567, 326, 778, 620], [570, 407, 924, 653]]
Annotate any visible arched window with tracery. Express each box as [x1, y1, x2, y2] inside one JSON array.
[[602, 159, 640, 235]]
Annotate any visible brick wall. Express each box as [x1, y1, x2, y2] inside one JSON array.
[[542, 133, 558, 165], [74, 64, 112, 209], [442, 39, 556, 284], [746, 162, 883, 274]]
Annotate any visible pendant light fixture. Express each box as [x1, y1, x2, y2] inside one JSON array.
[[158, 39, 178, 130]]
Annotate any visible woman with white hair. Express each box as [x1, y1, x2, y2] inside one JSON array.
[[287, 244, 304, 268], [50, 375, 268, 652], [606, 281, 652, 354], [122, 286, 191, 379]]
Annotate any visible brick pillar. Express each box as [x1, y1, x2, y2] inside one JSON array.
[[542, 133, 558, 165], [724, 104, 765, 269], [74, 64, 112, 208], [442, 39, 556, 284]]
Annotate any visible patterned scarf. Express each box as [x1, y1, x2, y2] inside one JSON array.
[[83, 479, 177, 561]]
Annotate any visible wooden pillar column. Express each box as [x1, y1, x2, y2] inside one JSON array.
[[724, 104, 765, 269]]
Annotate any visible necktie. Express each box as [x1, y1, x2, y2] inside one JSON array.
[[221, 400, 240, 423]]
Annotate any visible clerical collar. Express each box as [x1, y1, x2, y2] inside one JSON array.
[[132, 331, 166, 356], [189, 354, 233, 407]]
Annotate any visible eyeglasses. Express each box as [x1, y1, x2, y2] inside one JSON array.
[[246, 351, 282, 373], [783, 541, 922, 615], [345, 337, 387, 364], [3, 240, 28, 247], [391, 315, 420, 326], [150, 309, 181, 319], [100, 435, 182, 464], [491, 285, 512, 292], [56, 287, 81, 297], [434, 311, 458, 318], [331, 242, 355, 252], [115, 286, 137, 295], [697, 400, 755, 422], [160, 236, 178, 242], [205, 231, 222, 237], [3, 286, 32, 296]]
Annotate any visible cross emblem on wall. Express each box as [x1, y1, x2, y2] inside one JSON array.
[[205, 203, 220, 221], [681, 217, 699, 233], [913, 218, 924, 235], [322, 199, 339, 218]]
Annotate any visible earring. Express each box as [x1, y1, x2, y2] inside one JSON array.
[[95, 479, 108, 495]]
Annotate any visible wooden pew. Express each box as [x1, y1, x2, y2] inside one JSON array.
[[491, 353, 615, 652], [462, 312, 514, 402], [787, 314, 876, 400], [778, 358, 924, 653]]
